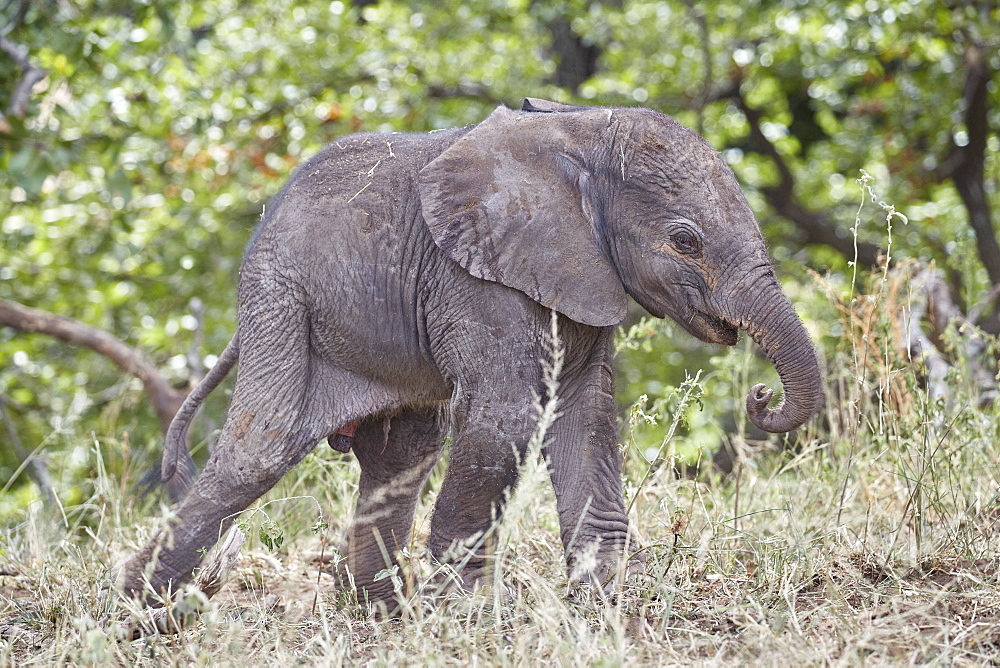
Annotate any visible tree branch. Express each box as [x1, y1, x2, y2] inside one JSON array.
[[184, 297, 206, 384], [425, 81, 507, 107], [899, 266, 996, 406], [0, 36, 48, 121], [0, 0, 32, 39], [682, 0, 712, 135], [546, 16, 600, 91], [0, 395, 59, 509], [0, 299, 185, 434], [942, 42, 1000, 286], [732, 87, 882, 268]]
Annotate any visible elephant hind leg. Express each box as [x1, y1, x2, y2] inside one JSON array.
[[118, 417, 336, 603], [342, 407, 447, 613], [116, 303, 340, 603]]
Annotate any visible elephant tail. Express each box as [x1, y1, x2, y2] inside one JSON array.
[[161, 331, 241, 500]]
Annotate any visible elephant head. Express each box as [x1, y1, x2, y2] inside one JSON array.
[[419, 99, 823, 433]]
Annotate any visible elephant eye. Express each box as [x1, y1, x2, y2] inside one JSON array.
[[671, 230, 701, 254]]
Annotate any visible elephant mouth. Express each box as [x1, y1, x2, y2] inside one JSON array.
[[683, 309, 739, 346]]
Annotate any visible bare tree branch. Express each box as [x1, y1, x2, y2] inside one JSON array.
[[0, 299, 185, 434], [0, 0, 32, 39], [682, 0, 712, 136], [0, 395, 59, 509], [0, 35, 48, 121], [546, 16, 600, 91], [968, 283, 1000, 327], [899, 266, 996, 406], [425, 81, 506, 107], [731, 87, 882, 268], [185, 297, 206, 384]]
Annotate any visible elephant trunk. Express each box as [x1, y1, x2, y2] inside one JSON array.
[[733, 279, 824, 433]]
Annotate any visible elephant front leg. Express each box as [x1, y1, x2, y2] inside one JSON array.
[[344, 408, 446, 612], [427, 407, 532, 595], [545, 337, 643, 595]]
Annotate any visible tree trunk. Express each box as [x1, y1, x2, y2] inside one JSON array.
[[948, 43, 1000, 287]]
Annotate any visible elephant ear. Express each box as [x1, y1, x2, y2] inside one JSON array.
[[418, 105, 627, 327], [521, 97, 593, 113]]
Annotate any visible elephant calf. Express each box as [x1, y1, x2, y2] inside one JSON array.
[[116, 98, 822, 613]]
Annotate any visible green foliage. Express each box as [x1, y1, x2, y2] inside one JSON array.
[[258, 520, 284, 551]]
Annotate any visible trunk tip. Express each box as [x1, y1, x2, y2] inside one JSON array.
[[746, 382, 821, 433]]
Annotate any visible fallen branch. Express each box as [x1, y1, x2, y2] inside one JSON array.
[[902, 272, 957, 402], [119, 526, 246, 639], [899, 267, 996, 406]]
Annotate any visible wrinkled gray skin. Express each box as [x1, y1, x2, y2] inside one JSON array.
[[116, 99, 823, 613]]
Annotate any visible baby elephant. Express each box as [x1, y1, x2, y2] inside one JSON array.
[[116, 98, 822, 612]]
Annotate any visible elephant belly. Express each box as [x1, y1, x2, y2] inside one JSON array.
[[304, 269, 452, 419]]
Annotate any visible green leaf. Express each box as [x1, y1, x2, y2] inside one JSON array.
[[259, 520, 284, 551]]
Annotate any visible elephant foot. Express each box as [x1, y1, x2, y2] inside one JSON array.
[[331, 553, 513, 618], [568, 539, 649, 601], [330, 557, 408, 618], [106, 527, 247, 638], [420, 563, 514, 615], [107, 553, 176, 607], [426, 561, 484, 595]]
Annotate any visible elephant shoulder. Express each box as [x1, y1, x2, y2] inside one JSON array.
[[273, 129, 468, 209], [246, 129, 467, 264]]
